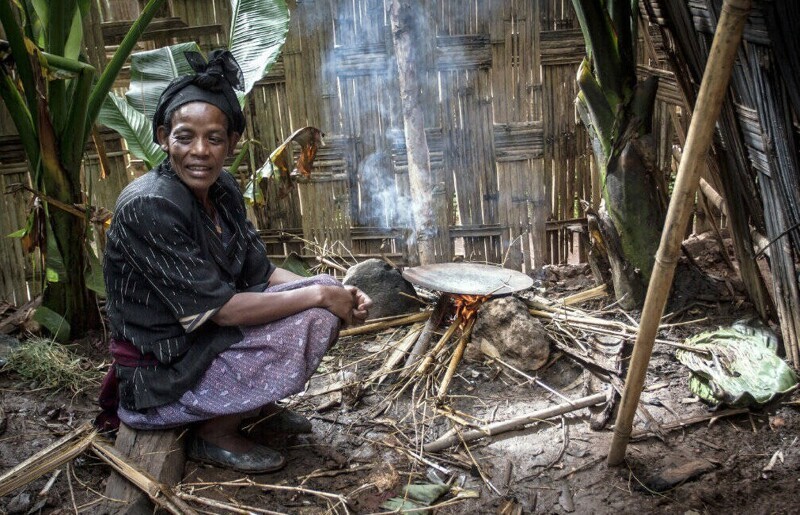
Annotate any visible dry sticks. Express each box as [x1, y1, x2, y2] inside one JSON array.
[[0, 423, 97, 497]]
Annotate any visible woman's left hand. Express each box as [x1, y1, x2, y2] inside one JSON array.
[[344, 286, 372, 324]]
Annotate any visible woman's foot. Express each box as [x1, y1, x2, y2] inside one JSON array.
[[190, 415, 285, 473], [187, 436, 285, 473]]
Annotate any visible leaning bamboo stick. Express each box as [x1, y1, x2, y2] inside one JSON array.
[[424, 392, 608, 452], [558, 284, 608, 306], [412, 318, 461, 377], [315, 256, 348, 274], [376, 324, 424, 385], [91, 440, 198, 515], [436, 318, 476, 401], [0, 423, 96, 497], [607, 0, 752, 466], [340, 310, 430, 337], [700, 178, 770, 256]]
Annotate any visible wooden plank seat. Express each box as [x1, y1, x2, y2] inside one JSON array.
[[101, 423, 187, 515]]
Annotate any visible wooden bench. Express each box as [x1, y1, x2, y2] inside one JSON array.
[[102, 423, 187, 514]]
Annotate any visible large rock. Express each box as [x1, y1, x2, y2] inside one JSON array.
[[342, 259, 420, 320], [469, 296, 549, 371]]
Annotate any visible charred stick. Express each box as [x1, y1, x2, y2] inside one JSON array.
[[403, 296, 449, 370], [630, 408, 748, 440], [412, 318, 461, 377]]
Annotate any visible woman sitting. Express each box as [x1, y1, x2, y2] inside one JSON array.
[[101, 50, 371, 473]]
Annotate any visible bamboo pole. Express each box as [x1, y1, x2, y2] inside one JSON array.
[[339, 311, 430, 337], [436, 318, 476, 401], [607, 0, 752, 466], [403, 296, 448, 370], [424, 392, 608, 452]]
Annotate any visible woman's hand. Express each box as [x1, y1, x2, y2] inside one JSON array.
[[345, 285, 372, 324], [318, 285, 372, 326]]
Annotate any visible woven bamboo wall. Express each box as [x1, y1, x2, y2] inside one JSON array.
[[249, 0, 597, 271]]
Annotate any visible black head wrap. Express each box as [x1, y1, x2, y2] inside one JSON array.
[[152, 49, 246, 143]]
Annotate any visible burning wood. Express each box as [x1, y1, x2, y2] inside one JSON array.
[[452, 294, 491, 327]]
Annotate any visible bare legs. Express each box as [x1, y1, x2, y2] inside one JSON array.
[[195, 412, 255, 452]]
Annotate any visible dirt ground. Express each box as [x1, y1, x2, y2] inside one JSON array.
[[1, 234, 798, 514]]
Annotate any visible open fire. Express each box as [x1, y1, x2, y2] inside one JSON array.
[[451, 294, 491, 327]]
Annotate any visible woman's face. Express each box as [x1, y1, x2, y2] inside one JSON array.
[[157, 102, 240, 201]]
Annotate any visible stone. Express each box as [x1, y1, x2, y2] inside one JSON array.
[[6, 491, 31, 514], [643, 459, 716, 492], [343, 259, 420, 320], [468, 296, 549, 371], [0, 334, 20, 366]]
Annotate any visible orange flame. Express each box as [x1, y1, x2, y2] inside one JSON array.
[[452, 294, 490, 326]]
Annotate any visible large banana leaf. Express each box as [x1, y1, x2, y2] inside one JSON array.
[[98, 93, 165, 169], [676, 323, 798, 407], [125, 41, 202, 119], [229, 0, 290, 105]]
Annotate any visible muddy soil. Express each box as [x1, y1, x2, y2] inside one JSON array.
[[1, 235, 798, 514]]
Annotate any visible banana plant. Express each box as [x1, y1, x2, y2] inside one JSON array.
[[572, 0, 664, 308], [0, 0, 167, 339], [100, 0, 290, 170]]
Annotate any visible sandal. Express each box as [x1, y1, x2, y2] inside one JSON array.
[[187, 435, 285, 474]]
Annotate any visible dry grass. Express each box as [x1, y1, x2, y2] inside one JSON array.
[[3, 336, 103, 394]]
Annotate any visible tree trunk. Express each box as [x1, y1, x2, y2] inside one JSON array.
[[390, 0, 437, 266], [40, 161, 99, 338], [584, 77, 665, 309]]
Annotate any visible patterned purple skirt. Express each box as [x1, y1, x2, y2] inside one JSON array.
[[118, 275, 341, 429]]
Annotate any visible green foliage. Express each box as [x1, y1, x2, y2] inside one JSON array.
[[125, 41, 203, 119], [229, 0, 290, 105], [98, 92, 165, 169], [32, 306, 70, 343], [85, 248, 106, 297], [279, 252, 312, 277], [677, 324, 798, 407], [572, 0, 664, 299], [0, 0, 168, 337], [572, 0, 640, 176], [3, 336, 102, 392]]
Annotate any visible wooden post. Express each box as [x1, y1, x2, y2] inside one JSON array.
[[607, 0, 751, 466], [390, 0, 437, 266], [103, 423, 187, 514]]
